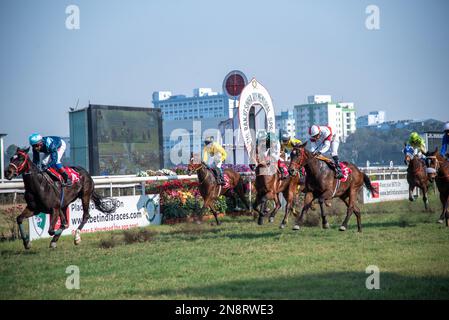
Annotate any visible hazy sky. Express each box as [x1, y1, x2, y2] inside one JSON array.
[[1, 0, 448, 147]]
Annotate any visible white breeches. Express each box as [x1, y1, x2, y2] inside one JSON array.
[[207, 153, 222, 169]]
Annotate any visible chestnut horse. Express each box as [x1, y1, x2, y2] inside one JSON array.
[[4, 147, 117, 249], [288, 142, 377, 232], [187, 156, 250, 225], [403, 145, 429, 210], [426, 148, 449, 226], [404, 153, 430, 210], [253, 161, 304, 228]]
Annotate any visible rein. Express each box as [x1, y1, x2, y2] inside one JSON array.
[[12, 151, 30, 174]]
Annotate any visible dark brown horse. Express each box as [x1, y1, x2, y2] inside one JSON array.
[[187, 155, 250, 225], [253, 161, 304, 228], [404, 153, 430, 210], [288, 142, 377, 232], [4, 147, 117, 249], [426, 148, 449, 226]]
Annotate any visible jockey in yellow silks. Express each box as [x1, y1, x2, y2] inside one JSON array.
[[203, 136, 227, 185]]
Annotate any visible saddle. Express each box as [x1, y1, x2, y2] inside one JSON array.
[[316, 155, 352, 182], [46, 167, 80, 185]]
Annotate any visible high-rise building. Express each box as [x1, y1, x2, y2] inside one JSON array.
[[356, 111, 386, 128], [275, 110, 295, 138], [152, 88, 230, 167], [294, 95, 356, 142]]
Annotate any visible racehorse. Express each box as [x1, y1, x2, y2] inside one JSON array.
[[253, 161, 304, 228], [288, 142, 377, 232], [187, 154, 250, 225], [4, 147, 117, 249], [404, 150, 430, 210], [426, 148, 449, 226]]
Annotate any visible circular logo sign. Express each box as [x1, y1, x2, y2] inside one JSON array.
[[223, 70, 248, 98]]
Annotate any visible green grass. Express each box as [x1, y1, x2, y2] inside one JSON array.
[[0, 195, 448, 300]]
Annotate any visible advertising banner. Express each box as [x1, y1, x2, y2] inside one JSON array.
[[361, 179, 417, 204], [29, 194, 160, 241]]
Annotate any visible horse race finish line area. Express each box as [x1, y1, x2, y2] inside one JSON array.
[[1, 197, 449, 300]]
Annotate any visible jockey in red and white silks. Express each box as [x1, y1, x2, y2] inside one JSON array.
[[309, 125, 343, 179]]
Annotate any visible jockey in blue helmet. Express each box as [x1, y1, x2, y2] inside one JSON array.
[[29, 133, 72, 186]]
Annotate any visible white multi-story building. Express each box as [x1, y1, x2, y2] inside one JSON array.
[[356, 111, 386, 128], [152, 88, 230, 167], [294, 95, 356, 142], [275, 110, 296, 138]]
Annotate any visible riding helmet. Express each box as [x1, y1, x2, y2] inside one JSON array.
[[29, 133, 43, 146]]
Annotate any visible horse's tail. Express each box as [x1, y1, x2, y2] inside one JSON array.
[[91, 191, 118, 214], [363, 173, 378, 197]]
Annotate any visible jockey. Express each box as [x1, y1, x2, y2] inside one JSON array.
[[279, 130, 302, 179], [309, 124, 343, 179], [202, 136, 227, 185], [29, 133, 72, 186], [441, 123, 449, 159], [408, 132, 427, 159], [256, 130, 284, 177]]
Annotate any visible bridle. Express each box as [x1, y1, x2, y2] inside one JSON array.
[[427, 155, 449, 180], [289, 148, 306, 176], [9, 151, 30, 176], [426, 156, 439, 174], [188, 162, 210, 186]]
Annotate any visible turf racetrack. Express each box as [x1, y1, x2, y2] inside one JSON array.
[[1, 196, 449, 299]]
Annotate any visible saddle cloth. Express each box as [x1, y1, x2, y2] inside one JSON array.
[[47, 167, 81, 184], [210, 168, 231, 189]]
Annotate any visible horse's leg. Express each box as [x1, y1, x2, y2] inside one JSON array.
[[422, 186, 429, 211], [318, 191, 332, 229], [444, 193, 449, 227], [280, 189, 292, 229], [293, 192, 314, 231], [268, 193, 281, 223], [50, 207, 68, 248], [16, 207, 35, 250], [253, 194, 266, 225], [75, 193, 91, 245], [209, 201, 222, 226], [438, 192, 446, 224], [340, 189, 358, 232], [409, 184, 415, 202], [234, 179, 250, 211]]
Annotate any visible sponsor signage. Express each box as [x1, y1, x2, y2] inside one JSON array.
[[238, 78, 276, 157], [361, 179, 417, 204], [29, 195, 160, 241]]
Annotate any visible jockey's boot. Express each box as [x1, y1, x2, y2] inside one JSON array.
[[332, 156, 344, 179], [58, 168, 72, 187], [217, 168, 225, 186]]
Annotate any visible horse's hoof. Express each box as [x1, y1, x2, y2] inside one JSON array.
[[292, 225, 300, 231], [23, 241, 31, 250], [437, 219, 444, 224], [280, 224, 286, 229], [257, 218, 263, 226], [49, 242, 57, 249], [268, 217, 274, 223], [339, 226, 347, 231], [323, 222, 330, 229]]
